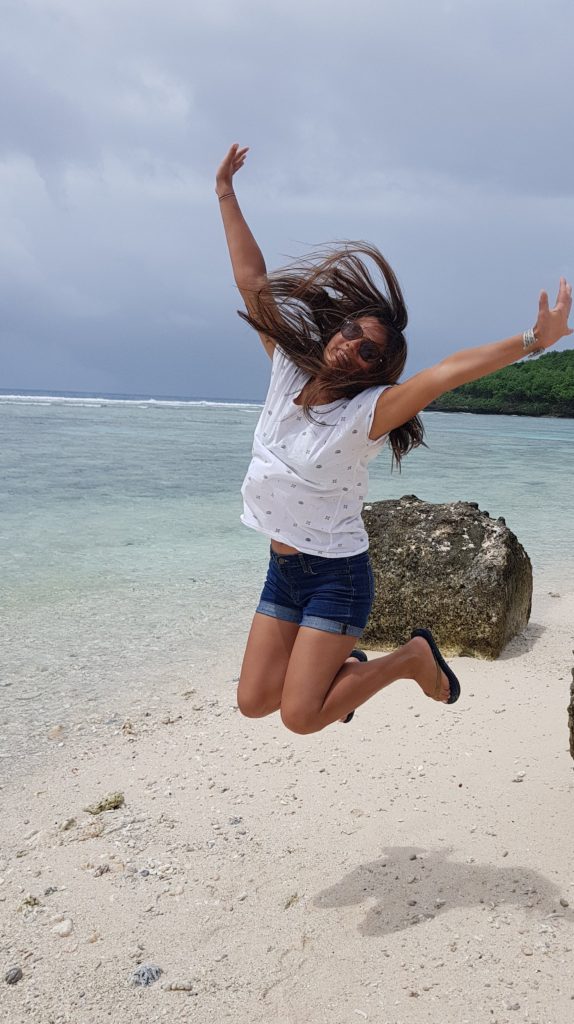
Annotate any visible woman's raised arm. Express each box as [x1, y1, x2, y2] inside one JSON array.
[[369, 278, 573, 440], [216, 143, 275, 357]]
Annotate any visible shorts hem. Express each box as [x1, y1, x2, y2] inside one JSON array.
[[300, 615, 364, 637], [256, 600, 301, 624]]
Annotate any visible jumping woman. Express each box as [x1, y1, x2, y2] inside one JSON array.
[[216, 142, 572, 736]]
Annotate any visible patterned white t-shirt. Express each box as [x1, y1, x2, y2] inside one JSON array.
[[240, 346, 389, 556]]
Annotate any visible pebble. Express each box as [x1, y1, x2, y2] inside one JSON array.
[[47, 725, 65, 741], [560, 898, 569, 908], [5, 966, 23, 985], [52, 918, 74, 937], [130, 964, 163, 986], [512, 772, 525, 783], [84, 792, 125, 815]]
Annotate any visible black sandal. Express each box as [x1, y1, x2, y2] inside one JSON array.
[[342, 648, 368, 723], [410, 628, 461, 704]]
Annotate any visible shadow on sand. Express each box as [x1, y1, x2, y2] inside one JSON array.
[[314, 845, 573, 937]]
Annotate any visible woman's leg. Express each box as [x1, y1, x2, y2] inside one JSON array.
[[237, 612, 300, 718], [280, 629, 450, 734]]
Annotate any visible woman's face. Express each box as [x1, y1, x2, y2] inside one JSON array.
[[324, 316, 387, 372]]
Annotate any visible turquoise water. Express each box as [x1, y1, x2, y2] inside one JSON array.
[[2, 393, 574, 777]]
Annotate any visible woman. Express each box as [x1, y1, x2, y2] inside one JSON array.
[[216, 142, 572, 735]]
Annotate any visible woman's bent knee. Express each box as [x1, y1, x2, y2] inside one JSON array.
[[237, 686, 279, 719], [280, 705, 322, 735]]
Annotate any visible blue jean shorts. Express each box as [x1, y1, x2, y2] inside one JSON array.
[[256, 546, 375, 638]]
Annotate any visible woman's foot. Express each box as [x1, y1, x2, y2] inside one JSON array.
[[408, 635, 452, 703]]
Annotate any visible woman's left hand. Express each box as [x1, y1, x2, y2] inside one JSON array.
[[215, 142, 249, 197], [533, 277, 573, 349]]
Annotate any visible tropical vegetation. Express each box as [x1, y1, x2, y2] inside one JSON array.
[[428, 350, 574, 417]]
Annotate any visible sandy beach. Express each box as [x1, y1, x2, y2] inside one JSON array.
[[2, 583, 573, 1024]]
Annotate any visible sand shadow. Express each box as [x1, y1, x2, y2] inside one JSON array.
[[314, 846, 573, 937], [497, 621, 547, 660]]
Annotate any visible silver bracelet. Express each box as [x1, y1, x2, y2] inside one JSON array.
[[522, 328, 543, 359]]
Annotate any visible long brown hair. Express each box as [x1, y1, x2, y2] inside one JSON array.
[[237, 240, 425, 468]]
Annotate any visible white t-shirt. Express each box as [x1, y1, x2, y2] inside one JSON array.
[[241, 346, 389, 556]]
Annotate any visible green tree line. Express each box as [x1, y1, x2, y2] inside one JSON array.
[[428, 349, 574, 417]]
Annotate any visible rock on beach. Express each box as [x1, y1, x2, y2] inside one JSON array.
[[363, 495, 532, 658]]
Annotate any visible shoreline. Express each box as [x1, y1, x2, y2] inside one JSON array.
[[428, 404, 574, 419], [3, 568, 573, 787]]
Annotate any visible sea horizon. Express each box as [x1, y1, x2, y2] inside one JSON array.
[[3, 386, 574, 420], [0, 386, 264, 408]]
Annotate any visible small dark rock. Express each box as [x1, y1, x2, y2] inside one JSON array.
[[5, 966, 23, 985], [129, 964, 163, 987]]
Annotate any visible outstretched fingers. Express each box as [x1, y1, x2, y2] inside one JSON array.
[[217, 143, 250, 182], [556, 277, 574, 334], [537, 278, 573, 344]]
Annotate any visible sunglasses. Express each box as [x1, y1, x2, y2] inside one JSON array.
[[340, 319, 383, 363]]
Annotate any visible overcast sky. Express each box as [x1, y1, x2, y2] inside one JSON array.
[[1, 0, 572, 400]]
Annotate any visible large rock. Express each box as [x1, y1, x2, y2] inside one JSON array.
[[362, 495, 532, 659], [564, 671, 568, 761]]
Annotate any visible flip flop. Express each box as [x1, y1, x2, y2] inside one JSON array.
[[342, 648, 368, 724], [410, 628, 461, 705]]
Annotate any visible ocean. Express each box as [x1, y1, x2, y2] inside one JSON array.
[[2, 389, 573, 778]]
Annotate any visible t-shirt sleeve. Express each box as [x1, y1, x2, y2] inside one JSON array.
[[347, 385, 392, 450]]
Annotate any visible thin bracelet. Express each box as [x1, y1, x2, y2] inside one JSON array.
[[218, 191, 236, 201]]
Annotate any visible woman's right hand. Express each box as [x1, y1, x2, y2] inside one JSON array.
[[215, 143, 249, 197], [533, 277, 573, 350]]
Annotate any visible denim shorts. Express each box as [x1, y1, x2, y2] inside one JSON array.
[[256, 546, 375, 637]]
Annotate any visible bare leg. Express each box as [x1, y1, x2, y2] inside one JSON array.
[[281, 631, 451, 735], [237, 612, 300, 718]]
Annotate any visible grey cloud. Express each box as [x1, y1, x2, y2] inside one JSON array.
[[1, 0, 573, 398]]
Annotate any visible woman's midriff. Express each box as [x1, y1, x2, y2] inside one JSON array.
[[270, 540, 301, 555]]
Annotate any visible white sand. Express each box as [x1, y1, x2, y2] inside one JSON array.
[[1, 584, 573, 1024]]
